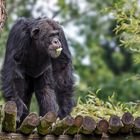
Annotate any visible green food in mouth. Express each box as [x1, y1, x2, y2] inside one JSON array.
[[56, 47, 63, 56]]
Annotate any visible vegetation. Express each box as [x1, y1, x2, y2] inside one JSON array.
[[72, 90, 140, 119]]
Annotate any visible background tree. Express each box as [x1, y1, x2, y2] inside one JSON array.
[[1, 0, 140, 112], [55, 0, 140, 101], [0, 0, 6, 32]]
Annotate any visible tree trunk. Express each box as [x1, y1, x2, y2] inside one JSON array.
[[0, 0, 6, 32]]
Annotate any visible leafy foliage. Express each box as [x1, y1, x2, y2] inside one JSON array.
[[110, 0, 140, 63], [72, 90, 140, 119]]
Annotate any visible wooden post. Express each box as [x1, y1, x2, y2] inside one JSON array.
[[0, 105, 3, 130], [37, 112, 57, 135], [120, 112, 134, 134], [2, 101, 17, 132], [133, 117, 140, 134], [80, 116, 96, 134], [18, 113, 40, 134], [52, 116, 74, 135], [58, 135, 73, 140], [67, 115, 83, 135], [108, 115, 123, 134], [95, 119, 109, 138]]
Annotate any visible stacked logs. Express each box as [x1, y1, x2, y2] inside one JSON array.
[[1, 101, 140, 140]]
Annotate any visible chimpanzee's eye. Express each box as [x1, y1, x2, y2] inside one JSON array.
[[49, 30, 59, 37], [49, 33, 59, 38]]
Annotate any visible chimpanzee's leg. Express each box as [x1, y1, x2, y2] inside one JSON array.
[[19, 75, 34, 124], [54, 64, 75, 119], [13, 78, 27, 123], [34, 67, 59, 117]]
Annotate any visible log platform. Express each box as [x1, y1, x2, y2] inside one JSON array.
[[0, 133, 140, 140], [0, 101, 140, 139]]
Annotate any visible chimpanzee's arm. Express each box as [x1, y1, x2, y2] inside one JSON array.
[[34, 65, 59, 117], [1, 61, 29, 125]]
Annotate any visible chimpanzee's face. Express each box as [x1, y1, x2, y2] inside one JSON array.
[[31, 20, 63, 58], [46, 30, 62, 58]]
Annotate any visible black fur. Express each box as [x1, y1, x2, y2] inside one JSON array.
[[1, 18, 75, 124]]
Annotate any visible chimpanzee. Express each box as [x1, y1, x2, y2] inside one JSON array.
[[1, 18, 75, 124]]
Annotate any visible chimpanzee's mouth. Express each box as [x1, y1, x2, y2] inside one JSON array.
[[48, 47, 63, 58], [55, 47, 63, 57]]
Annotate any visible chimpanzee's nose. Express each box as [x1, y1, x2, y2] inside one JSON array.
[[52, 38, 61, 48], [53, 39, 59, 44]]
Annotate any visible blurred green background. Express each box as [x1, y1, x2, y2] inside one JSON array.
[[1, 0, 140, 112]]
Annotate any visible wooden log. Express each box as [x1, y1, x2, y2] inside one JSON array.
[[37, 112, 57, 135], [41, 134, 57, 140], [73, 134, 83, 140], [2, 101, 17, 132], [95, 119, 109, 137], [0, 105, 3, 130], [133, 117, 140, 134], [0, 133, 40, 140], [0, 105, 3, 121], [52, 116, 74, 135], [74, 115, 83, 127], [67, 115, 83, 135], [73, 134, 105, 140], [108, 115, 123, 134], [80, 116, 96, 134], [120, 112, 134, 134], [18, 113, 40, 134], [0, 133, 139, 140], [58, 135, 73, 140]]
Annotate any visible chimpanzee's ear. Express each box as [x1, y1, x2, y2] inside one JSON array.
[[59, 28, 71, 61], [31, 28, 40, 39]]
